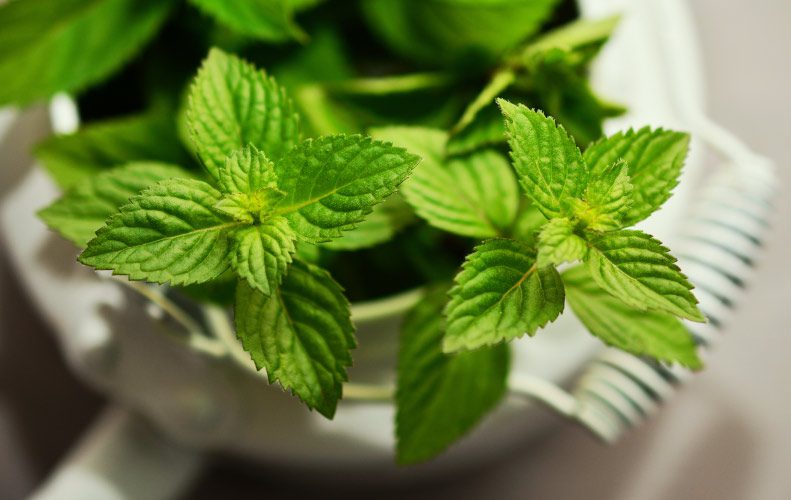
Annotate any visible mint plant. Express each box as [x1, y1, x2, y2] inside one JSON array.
[[73, 49, 419, 417], [382, 101, 704, 463], [2, 0, 706, 468]]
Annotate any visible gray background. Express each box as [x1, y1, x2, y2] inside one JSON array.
[[1, 0, 789, 498]]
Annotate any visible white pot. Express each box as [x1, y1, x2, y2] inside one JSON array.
[[0, 0, 733, 490]]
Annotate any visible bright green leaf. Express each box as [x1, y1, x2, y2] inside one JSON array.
[[537, 217, 587, 267], [371, 127, 519, 238], [578, 158, 632, 230], [235, 260, 355, 418], [585, 230, 705, 322], [396, 286, 509, 464], [79, 179, 240, 285], [444, 238, 565, 352], [521, 14, 620, 61], [0, 0, 174, 106], [231, 218, 296, 295], [38, 163, 193, 248], [362, 0, 558, 67], [583, 127, 690, 226], [564, 265, 702, 369], [187, 48, 300, 180], [189, 0, 306, 43], [273, 134, 419, 242], [498, 99, 587, 218], [218, 146, 279, 195], [35, 112, 190, 189]]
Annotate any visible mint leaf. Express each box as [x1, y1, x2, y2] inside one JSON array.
[[189, 0, 307, 43], [537, 218, 587, 267], [583, 128, 690, 226], [231, 218, 296, 295], [585, 230, 705, 322], [274, 134, 419, 242], [521, 15, 620, 61], [80, 179, 239, 285], [0, 0, 174, 106], [578, 158, 632, 230], [498, 99, 587, 218], [362, 0, 558, 67], [38, 163, 193, 248], [444, 238, 565, 352], [397, 286, 509, 464], [322, 194, 415, 251], [187, 48, 301, 180], [371, 127, 519, 239], [218, 146, 279, 195], [35, 111, 189, 189], [564, 265, 702, 369], [235, 260, 355, 418]]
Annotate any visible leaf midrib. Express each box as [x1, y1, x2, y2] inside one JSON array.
[[87, 220, 245, 257]]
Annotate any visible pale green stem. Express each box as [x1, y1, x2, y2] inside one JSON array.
[[452, 68, 516, 135], [325, 72, 457, 95], [113, 278, 226, 357]]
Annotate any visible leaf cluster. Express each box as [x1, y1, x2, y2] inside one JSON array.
[[391, 100, 704, 463], [49, 49, 418, 418], [14, 0, 708, 467]]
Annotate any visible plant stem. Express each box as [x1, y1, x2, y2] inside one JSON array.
[[325, 72, 457, 96], [451, 68, 516, 134], [113, 278, 225, 357]]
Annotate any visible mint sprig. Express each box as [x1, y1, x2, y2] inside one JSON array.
[[406, 99, 703, 363], [78, 48, 419, 414], [394, 99, 704, 462]]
